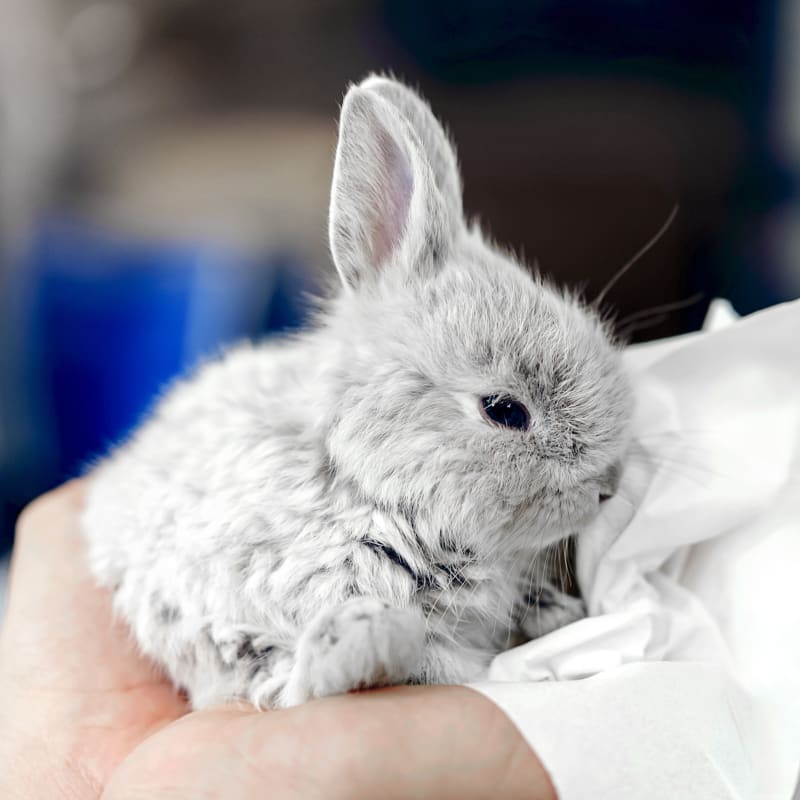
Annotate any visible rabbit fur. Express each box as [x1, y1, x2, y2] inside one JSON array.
[[82, 75, 633, 709]]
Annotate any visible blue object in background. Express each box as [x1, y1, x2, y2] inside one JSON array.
[[0, 216, 314, 551]]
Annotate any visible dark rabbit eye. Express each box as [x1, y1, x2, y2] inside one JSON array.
[[480, 395, 530, 431]]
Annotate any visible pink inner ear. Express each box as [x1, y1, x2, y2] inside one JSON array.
[[370, 125, 414, 268]]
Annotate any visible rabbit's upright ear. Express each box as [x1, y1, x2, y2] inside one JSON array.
[[329, 77, 463, 289]]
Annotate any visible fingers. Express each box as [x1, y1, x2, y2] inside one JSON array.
[[0, 478, 170, 695], [2, 479, 92, 648], [14, 479, 88, 543], [6, 479, 88, 604]]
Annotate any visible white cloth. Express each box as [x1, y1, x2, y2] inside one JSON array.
[[472, 298, 800, 799]]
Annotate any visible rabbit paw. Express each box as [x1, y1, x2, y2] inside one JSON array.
[[281, 597, 426, 707], [518, 581, 587, 640]]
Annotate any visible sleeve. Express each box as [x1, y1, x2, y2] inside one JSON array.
[[471, 662, 755, 800]]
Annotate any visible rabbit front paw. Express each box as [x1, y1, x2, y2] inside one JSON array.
[[280, 597, 426, 707], [518, 581, 587, 640]]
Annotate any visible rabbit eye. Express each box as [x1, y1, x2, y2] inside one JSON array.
[[480, 395, 530, 431]]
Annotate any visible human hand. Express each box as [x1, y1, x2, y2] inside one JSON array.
[[0, 481, 556, 799], [0, 480, 187, 798]]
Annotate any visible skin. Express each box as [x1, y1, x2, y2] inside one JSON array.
[[0, 480, 557, 800]]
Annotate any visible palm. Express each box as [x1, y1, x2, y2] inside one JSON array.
[[0, 482, 187, 793]]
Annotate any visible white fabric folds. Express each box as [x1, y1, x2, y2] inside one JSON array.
[[472, 298, 800, 800]]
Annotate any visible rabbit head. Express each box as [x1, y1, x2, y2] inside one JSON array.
[[319, 76, 632, 557]]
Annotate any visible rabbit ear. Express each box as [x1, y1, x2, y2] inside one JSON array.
[[359, 75, 463, 225], [329, 78, 463, 289]]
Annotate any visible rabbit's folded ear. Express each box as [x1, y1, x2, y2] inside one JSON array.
[[329, 77, 464, 289]]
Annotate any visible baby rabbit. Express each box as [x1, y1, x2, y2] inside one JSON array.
[[82, 75, 632, 709]]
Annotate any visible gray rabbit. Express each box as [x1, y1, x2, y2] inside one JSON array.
[[82, 76, 632, 709]]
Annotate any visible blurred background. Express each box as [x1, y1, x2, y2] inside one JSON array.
[[2, 0, 800, 567]]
